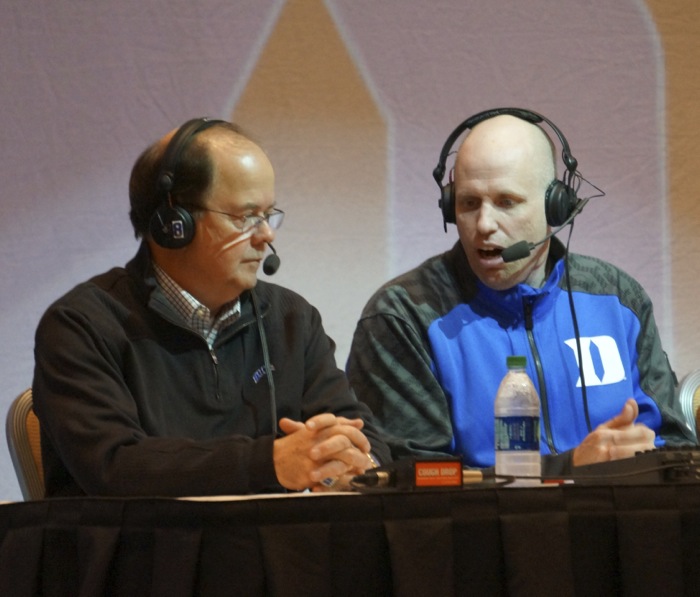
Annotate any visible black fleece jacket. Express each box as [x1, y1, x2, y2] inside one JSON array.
[[33, 243, 390, 497]]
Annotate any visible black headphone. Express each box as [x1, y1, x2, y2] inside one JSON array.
[[149, 117, 226, 248], [432, 108, 580, 232]]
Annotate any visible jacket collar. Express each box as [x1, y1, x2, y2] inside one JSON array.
[[125, 242, 267, 339], [448, 238, 568, 321]]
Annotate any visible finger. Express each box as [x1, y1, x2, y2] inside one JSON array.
[[278, 417, 305, 435], [332, 416, 365, 429], [310, 427, 371, 459], [608, 433, 655, 460], [309, 458, 351, 483], [309, 434, 354, 461], [311, 424, 370, 449], [603, 398, 638, 430], [624, 398, 639, 420], [343, 447, 378, 473], [610, 422, 656, 448], [304, 413, 339, 432], [311, 447, 371, 482], [305, 415, 364, 432]]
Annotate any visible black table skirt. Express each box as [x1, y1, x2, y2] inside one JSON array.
[[2, 484, 700, 596]]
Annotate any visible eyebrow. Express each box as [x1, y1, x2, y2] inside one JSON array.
[[211, 200, 276, 213], [243, 199, 276, 209]]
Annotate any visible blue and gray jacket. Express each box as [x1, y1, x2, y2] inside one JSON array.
[[348, 240, 695, 475]]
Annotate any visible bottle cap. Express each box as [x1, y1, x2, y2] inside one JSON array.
[[506, 355, 527, 369]]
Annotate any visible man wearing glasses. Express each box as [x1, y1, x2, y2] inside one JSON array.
[[32, 118, 388, 497]]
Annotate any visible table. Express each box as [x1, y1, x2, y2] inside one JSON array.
[[1, 484, 700, 596]]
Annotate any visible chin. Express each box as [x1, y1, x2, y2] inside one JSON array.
[[477, 267, 521, 291], [239, 273, 259, 290], [482, 278, 512, 291]]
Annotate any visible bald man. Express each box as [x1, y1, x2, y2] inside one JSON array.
[[347, 112, 695, 477], [33, 118, 389, 497]]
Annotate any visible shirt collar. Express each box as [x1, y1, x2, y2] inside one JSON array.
[[152, 262, 241, 347]]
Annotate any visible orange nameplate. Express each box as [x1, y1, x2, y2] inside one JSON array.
[[414, 460, 463, 488]]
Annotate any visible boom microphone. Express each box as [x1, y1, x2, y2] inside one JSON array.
[[262, 243, 281, 275], [501, 240, 540, 263], [501, 198, 590, 263]]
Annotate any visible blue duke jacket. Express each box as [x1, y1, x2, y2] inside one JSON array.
[[347, 240, 695, 475], [33, 243, 390, 497]]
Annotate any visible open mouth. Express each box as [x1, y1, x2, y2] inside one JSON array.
[[478, 248, 503, 259]]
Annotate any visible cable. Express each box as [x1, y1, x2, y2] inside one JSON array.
[[250, 289, 277, 436], [561, 173, 605, 434], [562, 220, 592, 433]]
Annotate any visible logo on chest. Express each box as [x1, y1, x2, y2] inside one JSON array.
[[252, 363, 275, 384], [564, 336, 626, 386]]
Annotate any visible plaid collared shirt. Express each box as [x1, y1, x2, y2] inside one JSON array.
[[153, 263, 241, 349]]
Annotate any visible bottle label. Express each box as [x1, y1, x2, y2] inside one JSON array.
[[495, 416, 540, 451]]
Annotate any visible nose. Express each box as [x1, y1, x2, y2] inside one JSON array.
[[475, 203, 498, 236], [251, 219, 275, 244]]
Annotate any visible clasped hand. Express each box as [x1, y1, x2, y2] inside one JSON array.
[[573, 398, 656, 467], [273, 413, 374, 491]]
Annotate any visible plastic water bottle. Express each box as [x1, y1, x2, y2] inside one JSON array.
[[494, 355, 541, 485]]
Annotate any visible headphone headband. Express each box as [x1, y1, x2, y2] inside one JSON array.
[[157, 117, 226, 197], [433, 107, 577, 187]]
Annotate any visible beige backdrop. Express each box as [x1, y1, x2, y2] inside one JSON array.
[[1, 0, 698, 500]]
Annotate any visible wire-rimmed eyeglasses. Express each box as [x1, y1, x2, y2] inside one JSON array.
[[199, 207, 285, 233]]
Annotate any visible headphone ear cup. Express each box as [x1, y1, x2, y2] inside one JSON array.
[[149, 204, 195, 249], [439, 182, 456, 225], [545, 179, 578, 227]]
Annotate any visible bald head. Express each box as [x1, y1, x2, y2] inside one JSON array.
[[457, 114, 556, 193]]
